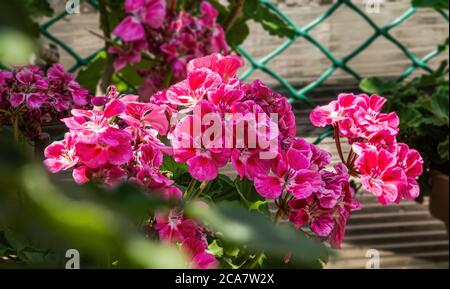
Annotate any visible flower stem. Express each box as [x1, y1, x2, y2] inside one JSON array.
[[333, 124, 346, 165], [11, 115, 20, 144], [190, 181, 209, 200], [223, 0, 245, 32], [184, 178, 198, 200]]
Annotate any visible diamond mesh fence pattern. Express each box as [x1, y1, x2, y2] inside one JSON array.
[[11, 0, 450, 143]]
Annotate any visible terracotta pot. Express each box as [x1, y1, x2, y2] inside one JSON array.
[[429, 170, 449, 232]]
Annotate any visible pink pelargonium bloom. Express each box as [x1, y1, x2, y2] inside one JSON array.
[[47, 63, 74, 82], [242, 80, 297, 148], [114, 0, 166, 42], [254, 138, 325, 200], [309, 93, 359, 128], [61, 100, 133, 169], [120, 99, 169, 136], [288, 163, 360, 248], [187, 53, 244, 83], [154, 210, 205, 243], [108, 40, 147, 71], [395, 143, 423, 202], [72, 164, 128, 187], [125, 0, 166, 29], [199, 1, 219, 27], [166, 68, 222, 113], [43, 133, 79, 173], [356, 147, 407, 205], [352, 94, 399, 138], [171, 101, 231, 181], [113, 16, 145, 42], [9, 92, 47, 109], [181, 238, 218, 269]]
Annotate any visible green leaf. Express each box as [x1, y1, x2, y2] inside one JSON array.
[[359, 77, 398, 95], [76, 51, 107, 94], [160, 155, 188, 181], [226, 20, 250, 46], [399, 106, 423, 129], [412, 0, 449, 10], [207, 240, 223, 258], [187, 202, 328, 268], [234, 177, 263, 203], [3, 228, 29, 253], [24, 0, 54, 18], [438, 136, 449, 160], [425, 87, 449, 126], [244, 0, 296, 39]]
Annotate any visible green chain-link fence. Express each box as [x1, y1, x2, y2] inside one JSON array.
[[13, 0, 450, 142]]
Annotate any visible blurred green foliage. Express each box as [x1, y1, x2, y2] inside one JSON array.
[[0, 135, 327, 268]]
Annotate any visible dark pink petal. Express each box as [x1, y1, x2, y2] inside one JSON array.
[[181, 238, 207, 257], [289, 208, 310, 229], [141, 0, 166, 29], [192, 252, 218, 269], [76, 143, 108, 169], [9, 92, 25, 107], [291, 169, 323, 199], [43, 159, 64, 173], [187, 155, 218, 181], [125, 0, 145, 13], [73, 166, 89, 184], [311, 214, 334, 237], [112, 16, 145, 42], [104, 99, 126, 119], [107, 144, 133, 165], [254, 175, 283, 199], [287, 147, 310, 170], [26, 93, 47, 109]]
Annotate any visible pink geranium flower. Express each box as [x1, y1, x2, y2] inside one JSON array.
[[254, 138, 325, 199], [43, 133, 79, 173], [166, 68, 222, 112], [171, 101, 231, 181], [187, 53, 243, 82], [61, 100, 133, 169], [395, 143, 423, 202], [356, 148, 407, 205], [288, 163, 360, 248]]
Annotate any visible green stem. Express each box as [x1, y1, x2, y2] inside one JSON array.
[[162, 70, 173, 89], [98, 0, 115, 93], [223, 0, 245, 32], [11, 115, 19, 144], [184, 178, 198, 200], [234, 182, 250, 206], [190, 181, 209, 200]]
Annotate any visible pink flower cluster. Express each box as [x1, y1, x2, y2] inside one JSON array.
[[43, 88, 181, 199], [155, 53, 296, 182], [110, 0, 228, 95], [310, 93, 424, 205], [0, 65, 89, 140], [154, 208, 218, 269], [254, 138, 360, 248], [155, 53, 359, 247]]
